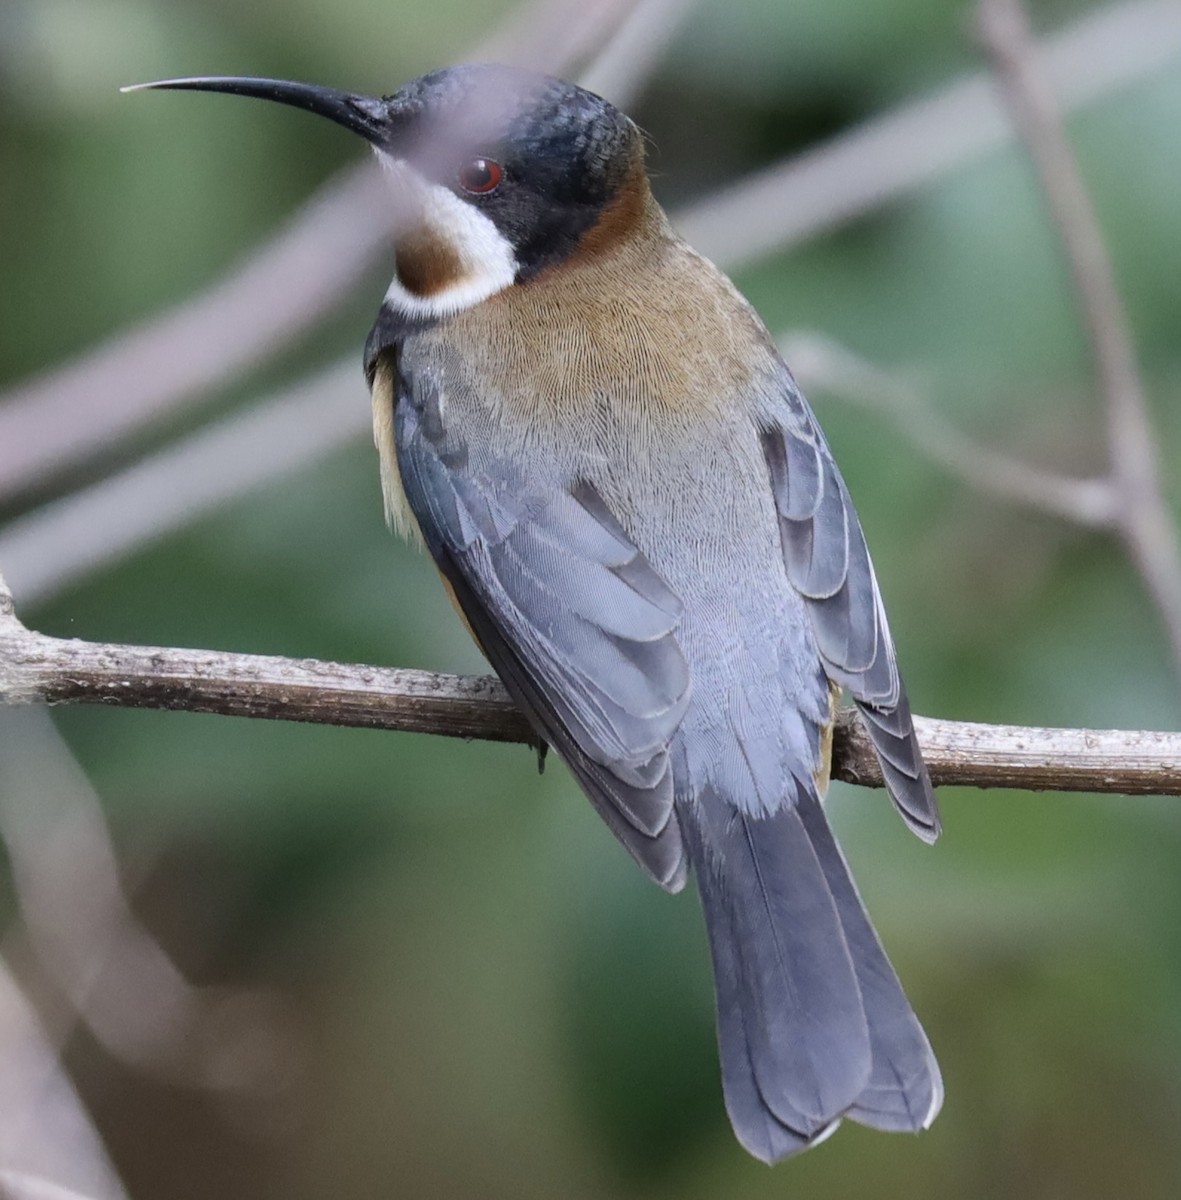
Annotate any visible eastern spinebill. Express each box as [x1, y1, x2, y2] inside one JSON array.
[[126, 64, 943, 1162]]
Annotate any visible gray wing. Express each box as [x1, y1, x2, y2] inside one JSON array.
[[394, 385, 691, 891], [762, 370, 940, 841]]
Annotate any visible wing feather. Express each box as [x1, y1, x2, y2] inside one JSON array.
[[763, 373, 940, 842], [393, 386, 691, 888]]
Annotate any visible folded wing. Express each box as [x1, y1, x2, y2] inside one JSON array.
[[761, 371, 940, 841], [395, 386, 692, 889]]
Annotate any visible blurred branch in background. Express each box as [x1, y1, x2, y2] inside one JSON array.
[[781, 332, 1119, 528], [476, 0, 649, 73], [0, 959, 127, 1200], [0, 159, 385, 506], [977, 0, 1181, 675], [0, 701, 301, 1099], [3, 572, 1179, 795], [578, 0, 695, 109], [669, 0, 1181, 266], [0, 0, 1177, 507], [0, 1174, 107, 1200], [0, 363, 367, 606]]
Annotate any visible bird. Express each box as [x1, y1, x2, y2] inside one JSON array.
[[126, 64, 943, 1163]]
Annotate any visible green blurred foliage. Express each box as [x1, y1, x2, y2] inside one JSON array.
[[2, 0, 1181, 1197]]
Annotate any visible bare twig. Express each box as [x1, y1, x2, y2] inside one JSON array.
[[977, 0, 1181, 674], [2, 0, 1177, 504], [1, 573, 1177, 795], [782, 331, 1118, 527], [0, 577, 530, 746]]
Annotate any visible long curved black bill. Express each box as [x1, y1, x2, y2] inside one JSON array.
[[121, 76, 390, 145]]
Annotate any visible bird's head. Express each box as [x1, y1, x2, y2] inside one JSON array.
[[125, 64, 649, 317]]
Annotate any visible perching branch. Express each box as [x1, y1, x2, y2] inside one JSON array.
[[2, 572, 1177, 796], [977, 0, 1181, 674]]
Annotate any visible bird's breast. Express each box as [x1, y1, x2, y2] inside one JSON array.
[[421, 227, 778, 453], [384, 214, 805, 576]]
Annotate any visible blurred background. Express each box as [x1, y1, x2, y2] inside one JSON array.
[[1, 0, 1180, 1196]]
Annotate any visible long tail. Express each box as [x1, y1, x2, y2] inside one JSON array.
[[683, 783, 942, 1163]]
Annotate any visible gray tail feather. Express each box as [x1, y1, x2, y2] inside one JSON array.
[[794, 787, 943, 1132], [684, 784, 941, 1163]]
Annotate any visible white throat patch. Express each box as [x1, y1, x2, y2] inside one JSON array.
[[377, 154, 518, 319]]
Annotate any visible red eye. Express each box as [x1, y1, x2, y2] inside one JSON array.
[[458, 157, 502, 195]]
